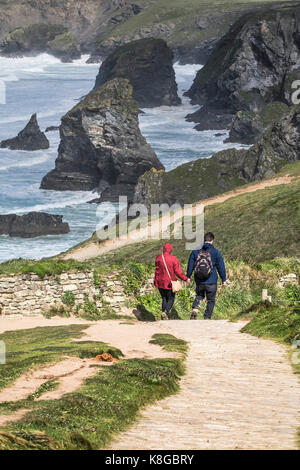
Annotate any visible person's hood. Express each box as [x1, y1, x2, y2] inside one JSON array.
[[202, 242, 213, 250], [163, 243, 173, 254]]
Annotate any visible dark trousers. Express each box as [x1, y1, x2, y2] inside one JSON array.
[[158, 288, 175, 314], [192, 283, 218, 319]]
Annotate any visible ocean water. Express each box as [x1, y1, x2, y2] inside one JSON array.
[[0, 56, 244, 263]]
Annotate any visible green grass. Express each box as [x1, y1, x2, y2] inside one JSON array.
[[98, 0, 290, 49], [0, 326, 187, 450], [0, 258, 88, 278], [92, 180, 300, 267], [0, 325, 123, 393]]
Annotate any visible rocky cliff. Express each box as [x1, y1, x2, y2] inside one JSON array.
[[0, 212, 70, 238], [40, 78, 164, 201], [94, 38, 181, 107], [0, 0, 285, 63], [0, 114, 49, 151], [185, 4, 300, 130], [133, 105, 300, 207]]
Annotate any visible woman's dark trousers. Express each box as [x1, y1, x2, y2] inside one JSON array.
[[158, 288, 175, 314]]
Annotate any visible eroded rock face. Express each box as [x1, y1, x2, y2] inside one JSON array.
[[0, 212, 70, 238], [40, 78, 164, 201], [133, 105, 300, 207], [226, 102, 289, 145], [185, 5, 300, 129], [0, 114, 49, 151], [94, 38, 181, 107]]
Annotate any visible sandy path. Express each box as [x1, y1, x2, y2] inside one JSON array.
[[109, 320, 300, 450], [0, 317, 299, 449], [64, 176, 294, 262], [0, 357, 97, 403], [0, 317, 177, 424]]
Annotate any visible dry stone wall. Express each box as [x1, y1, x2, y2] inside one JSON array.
[[0, 270, 154, 316]]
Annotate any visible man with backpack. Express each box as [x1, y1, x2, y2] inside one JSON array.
[[186, 232, 226, 320]]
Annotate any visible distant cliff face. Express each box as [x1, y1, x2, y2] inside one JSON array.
[[133, 105, 300, 207], [40, 78, 164, 202], [0, 0, 280, 63], [94, 38, 181, 107], [185, 5, 300, 127]]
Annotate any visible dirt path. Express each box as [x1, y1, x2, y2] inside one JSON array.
[[0, 317, 299, 449], [64, 176, 294, 261], [0, 317, 177, 422], [109, 320, 300, 450]]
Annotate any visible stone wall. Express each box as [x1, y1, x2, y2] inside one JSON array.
[[0, 270, 154, 316]]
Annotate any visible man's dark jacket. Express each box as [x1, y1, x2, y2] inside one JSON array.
[[187, 242, 226, 284]]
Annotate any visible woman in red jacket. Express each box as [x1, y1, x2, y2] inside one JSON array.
[[154, 243, 190, 320]]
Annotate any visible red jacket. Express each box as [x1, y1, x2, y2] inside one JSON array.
[[154, 243, 188, 290]]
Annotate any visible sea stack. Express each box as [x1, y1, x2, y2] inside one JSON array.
[[0, 114, 49, 151], [94, 38, 181, 107], [0, 212, 70, 238], [40, 78, 164, 202]]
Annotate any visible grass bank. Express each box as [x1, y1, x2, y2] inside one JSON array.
[[0, 325, 187, 450]]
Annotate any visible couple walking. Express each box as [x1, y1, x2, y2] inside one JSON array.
[[154, 232, 226, 320]]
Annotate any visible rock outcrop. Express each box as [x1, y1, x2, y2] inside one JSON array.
[[185, 5, 300, 131], [46, 32, 81, 62], [94, 38, 181, 107], [0, 0, 284, 64], [133, 105, 300, 207], [40, 78, 164, 201], [226, 102, 289, 145], [0, 24, 81, 61], [0, 114, 49, 151], [0, 212, 70, 238]]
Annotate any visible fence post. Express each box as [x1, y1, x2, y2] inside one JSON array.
[[262, 289, 272, 303]]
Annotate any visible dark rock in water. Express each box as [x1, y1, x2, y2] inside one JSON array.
[[0, 212, 70, 238], [215, 133, 226, 137], [94, 38, 181, 108], [133, 105, 300, 207], [0, 24, 67, 56], [225, 102, 289, 145], [186, 106, 235, 131], [0, 114, 49, 151], [185, 5, 300, 127], [45, 126, 60, 133], [46, 32, 81, 62], [40, 78, 164, 201]]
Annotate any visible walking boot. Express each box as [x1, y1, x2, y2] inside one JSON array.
[[190, 308, 199, 320]]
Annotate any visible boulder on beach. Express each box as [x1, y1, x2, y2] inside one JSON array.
[[0, 114, 49, 151], [0, 212, 70, 238]]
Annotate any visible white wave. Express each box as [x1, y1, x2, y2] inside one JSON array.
[[11, 191, 97, 214], [0, 154, 52, 171]]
